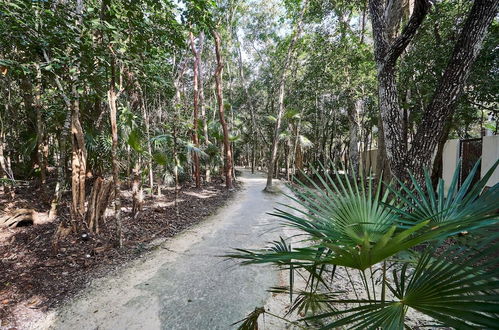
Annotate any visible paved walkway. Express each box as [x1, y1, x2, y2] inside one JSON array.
[[47, 169, 292, 330]]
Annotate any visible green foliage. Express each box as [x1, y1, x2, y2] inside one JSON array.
[[399, 1, 498, 138], [228, 162, 499, 328], [127, 129, 144, 153]]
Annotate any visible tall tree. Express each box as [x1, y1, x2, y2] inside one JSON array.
[[197, 32, 211, 182], [68, 0, 87, 230], [213, 30, 234, 189], [265, 0, 308, 191], [369, 0, 498, 181], [189, 31, 201, 188]]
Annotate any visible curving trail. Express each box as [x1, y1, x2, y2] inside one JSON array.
[[43, 169, 294, 330]]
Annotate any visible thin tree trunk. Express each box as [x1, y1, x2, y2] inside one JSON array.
[[172, 59, 186, 217], [348, 98, 363, 174], [213, 30, 234, 190], [285, 142, 290, 181], [189, 31, 201, 188], [48, 100, 71, 222], [108, 55, 122, 247], [225, 59, 237, 183], [235, 30, 257, 174], [197, 32, 211, 182], [34, 3, 46, 186], [34, 63, 46, 185], [140, 86, 153, 190], [131, 158, 142, 219], [0, 130, 14, 195], [0, 83, 15, 190], [265, 0, 308, 191], [69, 0, 87, 231], [20, 78, 39, 173]]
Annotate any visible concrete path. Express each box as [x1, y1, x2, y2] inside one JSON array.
[[45, 169, 292, 330]]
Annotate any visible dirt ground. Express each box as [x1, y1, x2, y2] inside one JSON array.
[[0, 178, 236, 329]]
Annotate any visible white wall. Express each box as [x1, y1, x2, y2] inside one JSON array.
[[360, 149, 378, 174], [481, 135, 499, 187], [442, 139, 460, 193], [360, 136, 497, 191]]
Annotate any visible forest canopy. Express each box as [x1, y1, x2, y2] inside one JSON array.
[[0, 0, 497, 238]]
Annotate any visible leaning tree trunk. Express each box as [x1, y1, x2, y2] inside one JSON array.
[[213, 30, 234, 190]]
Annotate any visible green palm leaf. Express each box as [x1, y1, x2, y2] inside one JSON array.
[[228, 162, 499, 329], [388, 159, 499, 228]]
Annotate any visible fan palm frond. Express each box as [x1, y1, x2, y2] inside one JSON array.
[[389, 160, 499, 228], [304, 239, 499, 329], [228, 161, 499, 329]]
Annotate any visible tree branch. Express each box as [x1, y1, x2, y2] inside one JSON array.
[[409, 0, 499, 170], [383, 0, 431, 66]]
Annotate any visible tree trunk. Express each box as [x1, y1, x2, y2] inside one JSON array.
[[369, 0, 497, 182], [20, 77, 39, 173], [369, 0, 430, 181], [48, 93, 71, 222], [0, 78, 13, 195], [70, 87, 87, 230], [108, 56, 122, 247], [235, 30, 257, 174], [375, 115, 392, 185], [131, 158, 142, 219], [34, 63, 46, 185], [40, 48, 75, 233], [213, 30, 234, 190], [285, 141, 291, 181], [197, 32, 211, 182], [265, 0, 307, 191], [141, 95, 154, 190], [189, 31, 201, 188], [86, 177, 113, 233], [172, 60, 186, 217], [69, 0, 87, 231], [0, 130, 14, 196], [348, 98, 363, 174], [407, 0, 498, 180]]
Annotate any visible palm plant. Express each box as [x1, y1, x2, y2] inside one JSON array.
[[228, 161, 499, 329]]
